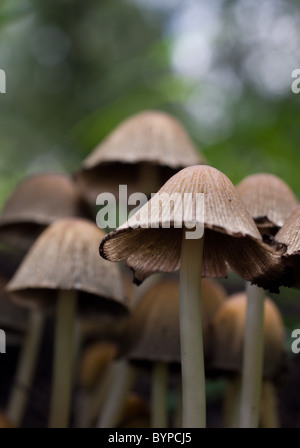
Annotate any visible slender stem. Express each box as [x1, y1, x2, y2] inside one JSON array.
[[6, 309, 45, 427], [260, 381, 280, 428], [223, 375, 242, 428], [96, 359, 136, 428], [49, 289, 77, 428], [180, 232, 205, 428], [240, 282, 265, 428], [151, 362, 168, 428]]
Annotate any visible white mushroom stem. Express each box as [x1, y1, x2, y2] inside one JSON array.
[[6, 309, 45, 427], [179, 232, 206, 428], [151, 361, 168, 428], [240, 282, 265, 428], [96, 359, 136, 428], [49, 289, 77, 428]]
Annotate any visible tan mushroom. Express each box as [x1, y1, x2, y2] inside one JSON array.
[[210, 292, 286, 428], [236, 173, 297, 427], [0, 172, 91, 256], [74, 110, 205, 202], [100, 165, 289, 427], [6, 218, 128, 428]]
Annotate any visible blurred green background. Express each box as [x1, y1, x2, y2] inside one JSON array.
[[1, 0, 300, 334]]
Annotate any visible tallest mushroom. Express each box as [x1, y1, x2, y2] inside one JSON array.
[[100, 165, 290, 428]]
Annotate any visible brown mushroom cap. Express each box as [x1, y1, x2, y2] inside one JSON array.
[[236, 173, 298, 233], [209, 292, 286, 380], [100, 165, 291, 292], [74, 110, 205, 201], [0, 172, 92, 255], [119, 278, 226, 364], [6, 218, 128, 317], [274, 205, 300, 288]]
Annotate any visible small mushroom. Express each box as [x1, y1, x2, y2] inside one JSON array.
[[74, 110, 205, 202], [209, 292, 286, 428], [6, 218, 128, 428], [100, 165, 289, 427], [236, 173, 298, 235], [236, 173, 297, 427], [0, 172, 92, 256]]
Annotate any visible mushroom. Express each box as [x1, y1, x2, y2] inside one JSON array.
[[236, 173, 298, 235], [0, 172, 92, 427], [6, 218, 128, 428], [74, 110, 205, 203], [0, 172, 91, 257], [236, 173, 297, 427], [209, 292, 286, 428], [100, 165, 289, 427]]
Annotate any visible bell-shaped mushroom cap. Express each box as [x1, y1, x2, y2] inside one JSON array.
[[74, 110, 205, 201], [6, 218, 128, 317], [79, 341, 118, 390], [100, 165, 291, 292], [236, 173, 298, 233], [0, 172, 92, 254], [274, 205, 300, 288], [209, 293, 286, 380], [119, 278, 226, 364]]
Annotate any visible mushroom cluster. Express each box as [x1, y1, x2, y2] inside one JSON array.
[[0, 110, 299, 429]]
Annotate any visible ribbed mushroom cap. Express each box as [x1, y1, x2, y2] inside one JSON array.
[[119, 278, 226, 364], [0, 173, 92, 254], [79, 341, 118, 390], [74, 110, 204, 201], [6, 218, 128, 317], [209, 293, 286, 380], [274, 205, 300, 288], [100, 165, 290, 292], [236, 173, 298, 233]]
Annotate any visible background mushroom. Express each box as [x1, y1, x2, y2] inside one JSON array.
[[0, 172, 93, 427], [236, 173, 297, 427], [6, 218, 128, 428], [209, 292, 286, 428], [74, 110, 205, 203]]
